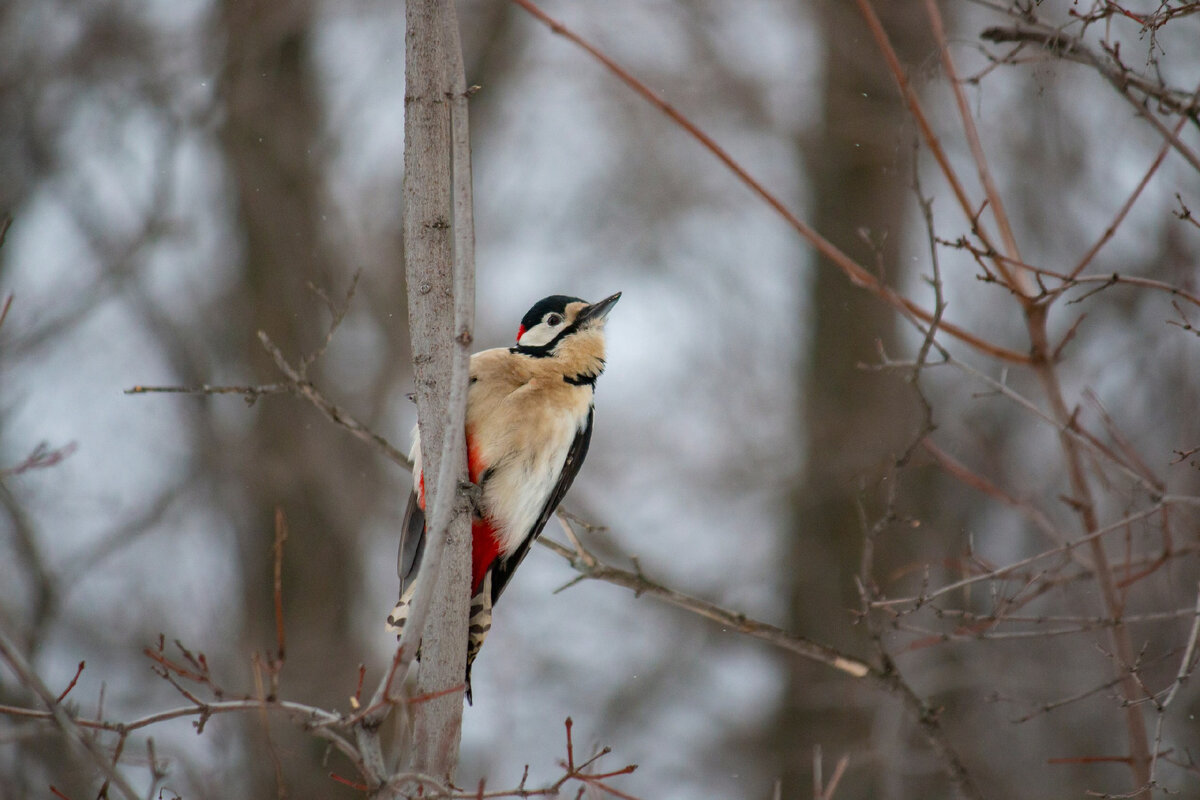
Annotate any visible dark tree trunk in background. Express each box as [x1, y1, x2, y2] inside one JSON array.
[[217, 1, 373, 796], [771, 3, 939, 796]]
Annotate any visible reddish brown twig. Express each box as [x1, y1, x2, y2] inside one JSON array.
[[352, 663, 367, 709], [54, 661, 85, 704], [1069, 113, 1186, 278], [555, 718, 640, 800], [922, 440, 1062, 544], [507, 0, 1031, 365], [329, 772, 369, 792], [0, 442, 79, 479], [923, 0, 1031, 295], [272, 507, 288, 669]]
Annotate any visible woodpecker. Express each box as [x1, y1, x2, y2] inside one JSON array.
[[387, 291, 620, 701]]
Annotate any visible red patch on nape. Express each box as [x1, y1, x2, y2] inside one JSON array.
[[516, 324, 526, 342], [417, 471, 426, 510], [471, 518, 502, 595]]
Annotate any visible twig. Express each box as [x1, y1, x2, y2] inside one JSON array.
[[0, 441, 80, 479], [1068, 113, 1187, 278], [270, 507, 288, 695], [980, 22, 1200, 173], [1147, 582, 1200, 786], [54, 661, 86, 704], [508, 0, 1032, 365], [124, 383, 289, 402], [0, 627, 142, 800], [924, 0, 1030, 294], [126, 273, 413, 471], [300, 270, 362, 374], [255, 331, 412, 469], [536, 534, 871, 680], [855, 0, 1020, 296], [923, 440, 1064, 545], [871, 503, 1164, 609]]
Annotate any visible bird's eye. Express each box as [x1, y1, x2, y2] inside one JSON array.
[[546, 313, 564, 326]]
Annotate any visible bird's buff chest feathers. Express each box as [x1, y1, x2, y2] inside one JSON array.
[[465, 365, 595, 554]]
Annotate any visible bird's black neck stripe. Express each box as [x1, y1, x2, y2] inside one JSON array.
[[564, 372, 598, 387], [511, 343, 553, 358], [511, 317, 594, 359]]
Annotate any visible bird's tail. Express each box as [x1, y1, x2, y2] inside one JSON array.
[[386, 579, 416, 637], [385, 571, 492, 704]]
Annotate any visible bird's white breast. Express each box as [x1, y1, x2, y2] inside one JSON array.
[[481, 408, 583, 554]]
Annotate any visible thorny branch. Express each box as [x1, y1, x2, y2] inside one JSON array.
[[864, 3, 1200, 795], [0, 627, 143, 800]]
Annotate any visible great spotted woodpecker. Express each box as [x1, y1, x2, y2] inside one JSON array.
[[387, 292, 620, 701]]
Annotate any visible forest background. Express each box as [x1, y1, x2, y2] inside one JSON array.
[[2, 1, 1200, 799]]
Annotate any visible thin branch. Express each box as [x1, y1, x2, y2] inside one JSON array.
[[539, 526, 872, 680], [980, 22, 1200, 174], [855, 0, 1020, 294], [508, 0, 1032, 365], [871, 503, 1165, 609], [270, 507, 288, 695], [256, 331, 412, 469], [126, 270, 413, 471], [922, 439, 1065, 545], [0, 441, 79, 479], [1147, 582, 1200, 786], [0, 628, 142, 800], [924, 0, 1031, 294], [1069, 112, 1187, 278]]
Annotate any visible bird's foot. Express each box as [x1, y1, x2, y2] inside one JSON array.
[[458, 480, 483, 515]]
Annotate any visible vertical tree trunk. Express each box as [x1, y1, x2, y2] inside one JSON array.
[[771, 2, 937, 795], [217, 0, 368, 796], [400, 0, 474, 784]]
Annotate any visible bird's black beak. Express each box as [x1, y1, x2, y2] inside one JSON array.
[[576, 292, 621, 326]]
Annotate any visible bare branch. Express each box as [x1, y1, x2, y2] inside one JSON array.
[[508, 0, 1033, 365], [979, 20, 1200, 174], [0, 627, 143, 800]]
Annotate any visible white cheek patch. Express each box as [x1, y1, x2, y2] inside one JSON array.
[[518, 322, 559, 347]]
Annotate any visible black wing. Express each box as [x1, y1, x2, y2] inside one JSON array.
[[397, 489, 426, 594], [489, 405, 594, 604]]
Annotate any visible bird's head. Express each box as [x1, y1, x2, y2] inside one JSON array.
[[512, 292, 621, 367]]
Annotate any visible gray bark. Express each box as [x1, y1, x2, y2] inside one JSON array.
[[399, 0, 475, 785]]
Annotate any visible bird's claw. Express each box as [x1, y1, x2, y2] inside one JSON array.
[[458, 480, 483, 514]]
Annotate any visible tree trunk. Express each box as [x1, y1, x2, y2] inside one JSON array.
[[217, 0, 368, 795], [771, 2, 938, 796], [398, 0, 475, 785]]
